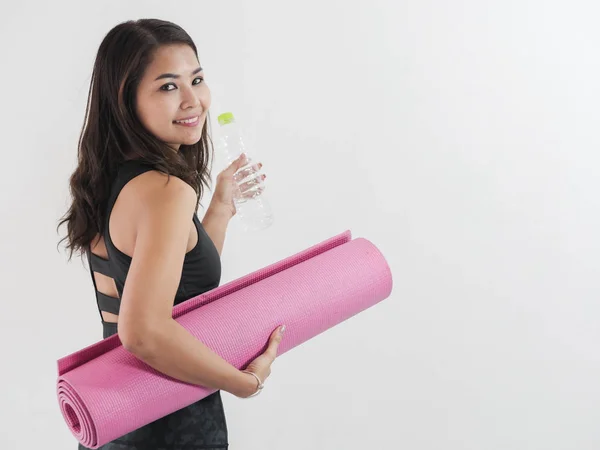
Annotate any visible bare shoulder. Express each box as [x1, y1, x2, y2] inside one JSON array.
[[109, 169, 197, 257], [123, 169, 197, 211]]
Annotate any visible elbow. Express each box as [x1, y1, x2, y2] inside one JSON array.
[[119, 323, 159, 357]]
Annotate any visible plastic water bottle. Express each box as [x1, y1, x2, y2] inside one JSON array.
[[215, 112, 274, 231]]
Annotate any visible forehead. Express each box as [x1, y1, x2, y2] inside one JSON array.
[[145, 44, 200, 77]]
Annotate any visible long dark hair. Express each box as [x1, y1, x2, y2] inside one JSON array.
[[57, 19, 214, 263]]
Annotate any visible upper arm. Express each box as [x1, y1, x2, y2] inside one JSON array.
[[117, 173, 198, 350]]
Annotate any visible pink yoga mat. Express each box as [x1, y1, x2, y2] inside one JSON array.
[[57, 230, 393, 448]]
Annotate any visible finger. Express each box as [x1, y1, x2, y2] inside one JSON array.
[[265, 326, 285, 359], [238, 174, 265, 193], [234, 162, 262, 183], [231, 153, 248, 170], [220, 154, 248, 178], [242, 186, 265, 200]]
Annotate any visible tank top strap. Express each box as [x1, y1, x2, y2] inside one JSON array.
[[105, 160, 157, 225], [110, 160, 156, 201], [102, 160, 158, 266]]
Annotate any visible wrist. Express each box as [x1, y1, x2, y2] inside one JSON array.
[[206, 201, 234, 221], [231, 370, 259, 398]]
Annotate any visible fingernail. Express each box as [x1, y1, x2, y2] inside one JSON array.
[[280, 325, 286, 334]]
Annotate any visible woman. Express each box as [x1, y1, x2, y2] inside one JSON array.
[[57, 18, 285, 450]]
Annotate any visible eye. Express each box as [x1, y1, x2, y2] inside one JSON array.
[[161, 76, 204, 92]]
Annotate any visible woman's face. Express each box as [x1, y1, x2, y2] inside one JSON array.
[[136, 44, 211, 151]]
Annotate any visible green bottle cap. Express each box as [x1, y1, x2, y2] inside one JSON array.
[[218, 112, 235, 126]]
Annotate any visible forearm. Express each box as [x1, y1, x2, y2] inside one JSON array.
[[201, 203, 233, 256], [125, 318, 256, 398]]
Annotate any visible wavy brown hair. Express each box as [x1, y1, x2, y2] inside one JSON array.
[[57, 19, 214, 263]]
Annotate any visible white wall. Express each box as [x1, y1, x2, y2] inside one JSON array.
[[1, 1, 598, 448]]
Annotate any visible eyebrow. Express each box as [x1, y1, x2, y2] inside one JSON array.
[[154, 66, 203, 81]]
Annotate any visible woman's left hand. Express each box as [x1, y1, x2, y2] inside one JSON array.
[[211, 153, 265, 217]]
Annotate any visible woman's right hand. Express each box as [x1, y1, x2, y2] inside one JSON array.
[[235, 325, 286, 398]]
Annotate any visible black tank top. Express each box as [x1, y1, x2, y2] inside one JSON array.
[[81, 160, 229, 449], [86, 160, 222, 339]]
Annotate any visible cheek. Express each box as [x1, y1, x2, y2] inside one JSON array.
[[148, 103, 176, 129], [200, 85, 212, 107], [138, 108, 174, 137], [136, 100, 157, 128]]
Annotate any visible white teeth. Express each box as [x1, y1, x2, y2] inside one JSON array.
[[175, 116, 198, 124]]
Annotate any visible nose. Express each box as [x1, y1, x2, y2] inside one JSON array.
[[181, 86, 201, 110]]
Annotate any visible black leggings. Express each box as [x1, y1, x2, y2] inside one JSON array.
[[77, 391, 229, 450]]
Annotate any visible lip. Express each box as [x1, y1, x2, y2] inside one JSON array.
[[173, 115, 200, 127], [174, 114, 201, 121]]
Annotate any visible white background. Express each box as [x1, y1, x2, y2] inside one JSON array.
[[1, 1, 598, 449]]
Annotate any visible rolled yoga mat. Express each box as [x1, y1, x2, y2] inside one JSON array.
[[56, 230, 393, 448]]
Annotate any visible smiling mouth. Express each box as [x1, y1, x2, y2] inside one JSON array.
[[173, 116, 200, 124]]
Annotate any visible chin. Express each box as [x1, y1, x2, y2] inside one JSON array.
[[183, 135, 203, 146]]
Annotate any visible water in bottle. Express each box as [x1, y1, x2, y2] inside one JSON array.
[[215, 112, 274, 231]]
